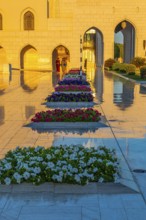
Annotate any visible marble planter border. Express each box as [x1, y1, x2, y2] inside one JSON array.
[[53, 91, 92, 94], [30, 120, 107, 130], [45, 101, 95, 108], [0, 182, 136, 194]]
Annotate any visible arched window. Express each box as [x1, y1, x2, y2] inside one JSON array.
[[24, 11, 34, 30], [0, 14, 3, 30]]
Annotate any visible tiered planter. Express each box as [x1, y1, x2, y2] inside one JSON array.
[[45, 79, 94, 108], [30, 108, 107, 129], [45, 93, 94, 108], [31, 71, 106, 130]]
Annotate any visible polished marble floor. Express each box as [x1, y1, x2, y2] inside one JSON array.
[[0, 69, 146, 219]]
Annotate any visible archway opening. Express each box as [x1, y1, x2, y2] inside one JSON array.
[[52, 45, 70, 77], [0, 47, 7, 72], [83, 27, 103, 76], [20, 45, 38, 70], [114, 21, 135, 63]]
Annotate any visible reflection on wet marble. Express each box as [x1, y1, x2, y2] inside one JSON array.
[[0, 69, 146, 218]]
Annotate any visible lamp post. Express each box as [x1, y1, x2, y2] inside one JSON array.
[[80, 35, 83, 79]]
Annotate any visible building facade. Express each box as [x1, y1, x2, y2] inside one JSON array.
[[0, 0, 146, 71]]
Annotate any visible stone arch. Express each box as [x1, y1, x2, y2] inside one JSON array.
[[114, 20, 135, 63], [0, 46, 7, 71], [0, 13, 3, 30], [52, 45, 70, 74], [83, 27, 104, 72], [20, 44, 38, 70]]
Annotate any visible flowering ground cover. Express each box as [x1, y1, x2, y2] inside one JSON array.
[[55, 85, 91, 92], [58, 79, 90, 86], [0, 145, 119, 185], [46, 93, 93, 102], [31, 108, 101, 122]]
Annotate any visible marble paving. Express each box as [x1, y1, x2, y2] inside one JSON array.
[[0, 70, 146, 219]]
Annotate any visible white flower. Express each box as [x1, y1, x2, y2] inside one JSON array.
[[75, 174, 81, 183], [72, 168, 78, 173], [98, 177, 104, 183], [23, 171, 30, 180], [46, 154, 52, 160], [34, 146, 44, 152], [93, 167, 98, 172], [78, 151, 84, 156], [62, 165, 67, 171], [29, 161, 36, 166], [4, 163, 12, 170], [4, 177, 11, 185], [13, 172, 22, 180], [59, 171, 63, 177], [36, 157, 43, 162], [33, 167, 41, 174], [47, 162, 55, 168], [54, 149, 60, 154]]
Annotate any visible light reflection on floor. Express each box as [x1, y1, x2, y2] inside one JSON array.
[[0, 69, 146, 199]]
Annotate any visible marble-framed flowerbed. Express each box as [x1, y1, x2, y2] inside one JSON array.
[[0, 145, 119, 186], [30, 108, 107, 129], [46, 93, 94, 102]]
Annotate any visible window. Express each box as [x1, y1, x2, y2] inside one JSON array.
[[24, 11, 34, 30], [0, 14, 3, 30]]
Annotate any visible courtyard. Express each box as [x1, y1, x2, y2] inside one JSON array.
[[0, 69, 146, 219]]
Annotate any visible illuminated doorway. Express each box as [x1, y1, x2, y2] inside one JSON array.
[[0, 47, 7, 72], [114, 21, 135, 63], [20, 45, 39, 70], [83, 27, 103, 77], [52, 45, 70, 76]]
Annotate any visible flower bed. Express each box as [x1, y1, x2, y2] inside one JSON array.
[[55, 85, 91, 92], [58, 79, 90, 86], [68, 68, 86, 75], [31, 108, 101, 122], [46, 93, 93, 102], [0, 145, 119, 185]]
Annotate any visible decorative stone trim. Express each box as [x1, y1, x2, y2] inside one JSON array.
[[53, 91, 92, 94], [30, 120, 107, 130], [45, 102, 95, 108], [0, 182, 135, 194]]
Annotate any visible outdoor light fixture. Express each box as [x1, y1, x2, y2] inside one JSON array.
[[121, 21, 126, 29]]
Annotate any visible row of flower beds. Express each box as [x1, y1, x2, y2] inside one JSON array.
[[46, 93, 93, 102], [31, 108, 101, 122], [0, 145, 119, 185], [55, 85, 91, 92]]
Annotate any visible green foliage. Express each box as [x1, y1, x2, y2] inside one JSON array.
[[140, 65, 146, 78], [114, 44, 120, 58], [114, 43, 124, 59], [125, 64, 136, 75], [0, 145, 119, 185], [112, 63, 121, 71], [119, 63, 128, 73], [131, 57, 146, 68], [104, 58, 116, 69], [112, 63, 136, 75]]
